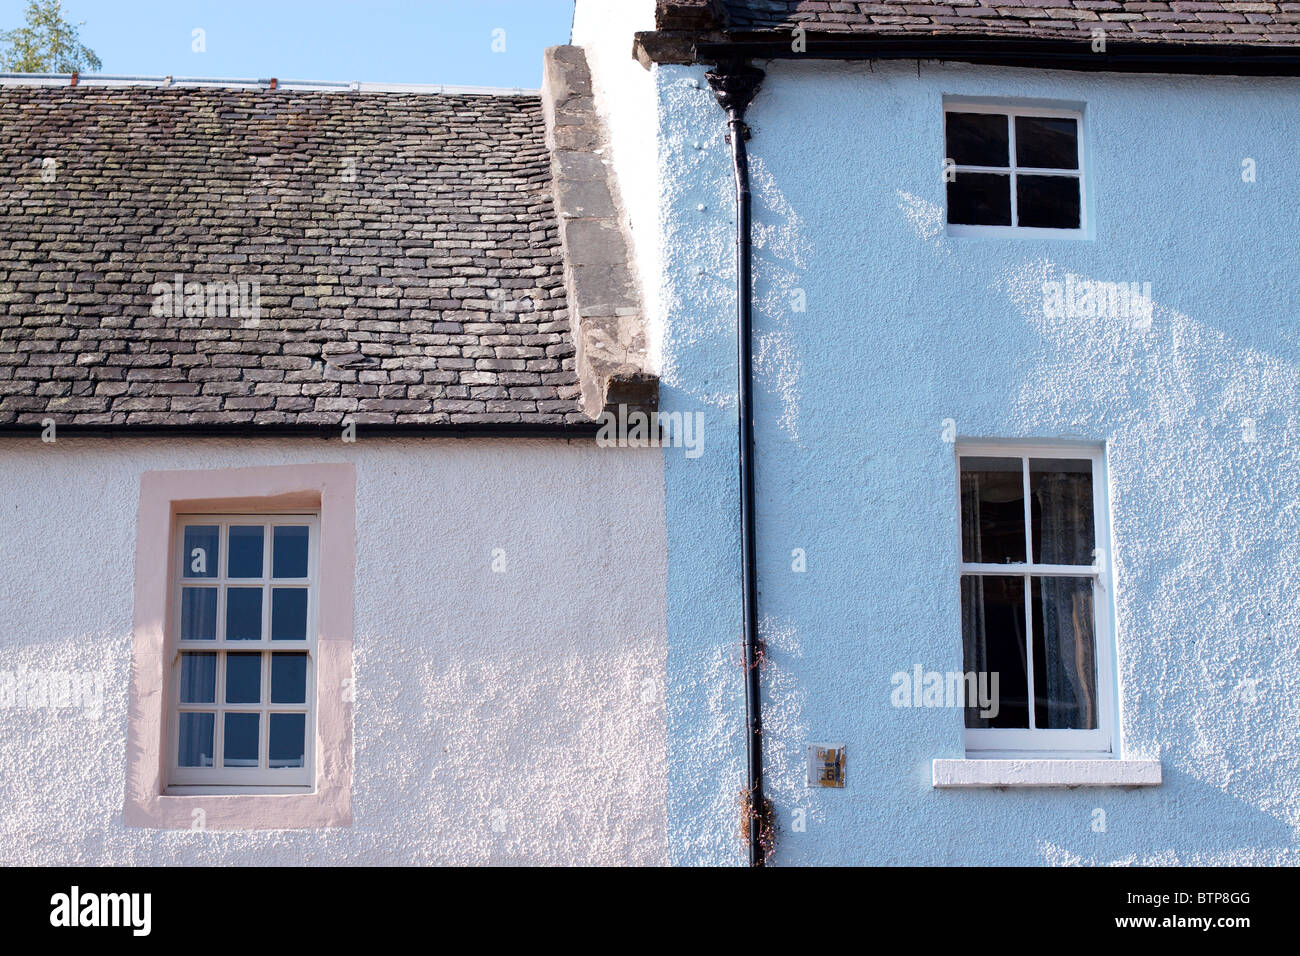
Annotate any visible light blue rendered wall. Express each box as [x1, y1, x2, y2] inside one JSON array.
[[658, 58, 1300, 865]]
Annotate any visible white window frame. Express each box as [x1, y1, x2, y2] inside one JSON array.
[[944, 102, 1088, 240], [955, 442, 1116, 758], [167, 513, 320, 791]]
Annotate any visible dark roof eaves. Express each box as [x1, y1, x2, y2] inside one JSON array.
[[637, 28, 1300, 76]]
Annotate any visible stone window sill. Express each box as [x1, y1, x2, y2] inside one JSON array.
[[932, 758, 1161, 789]]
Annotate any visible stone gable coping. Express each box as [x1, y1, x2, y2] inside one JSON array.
[[541, 46, 656, 419]]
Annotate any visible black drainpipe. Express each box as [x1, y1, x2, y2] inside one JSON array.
[[705, 58, 766, 868]]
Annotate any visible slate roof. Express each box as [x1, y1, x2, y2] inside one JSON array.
[[715, 1, 1300, 45], [0, 85, 587, 428]]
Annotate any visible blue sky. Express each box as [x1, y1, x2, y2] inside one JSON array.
[[0, 0, 577, 87]]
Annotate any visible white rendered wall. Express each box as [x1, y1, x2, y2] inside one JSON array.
[[571, 0, 662, 371], [0, 436, 666, 865]]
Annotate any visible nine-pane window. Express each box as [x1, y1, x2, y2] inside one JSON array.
[[945, 105, 1084, 235], [957, 445, 1113, 755], [170, 514, 318, 788]]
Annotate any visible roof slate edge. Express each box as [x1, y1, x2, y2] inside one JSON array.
[[0, 422, 602, 439]]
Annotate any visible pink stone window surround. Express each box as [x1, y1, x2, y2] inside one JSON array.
[[125, 463, 355, 829]]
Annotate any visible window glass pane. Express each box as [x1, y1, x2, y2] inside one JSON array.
[[1015, 115, 1079, 170], [271, 653, 308, 704], [273, 525, 310, 578], [961, 575, 1028, 729], [1032, 576, 1098, 729], [180, 652, 216, 704], [223, 713, 260, 767], [178, 712, 214, 767], [225, 587, 263, 641], [227, 525, 264, 578], [1016, 174, 1080, 229], [182, 525, 219, 578], [225, 652, 262, 704], [271, 588, 308, 641], [180, 587, 218, 640], [269, 713, 306, 769], [960, 457, 1026, 564], [945, 111, 1009, 167], [946, 172, 1011, 226], [1030, 458, 1095, 565]]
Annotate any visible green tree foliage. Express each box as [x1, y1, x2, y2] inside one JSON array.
[[1, 0, 101, 73]]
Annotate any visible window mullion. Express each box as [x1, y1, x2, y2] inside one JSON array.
[[961, 564, 1097, 576], [1021, 457, 1036, 730], [214, 651, 226, 770], [261, 531, 272, 646], [217, 584, 227, 642], [262, 651, 271, 771], [261, 521, 270, 771], [1006, 114, 1019, 228]]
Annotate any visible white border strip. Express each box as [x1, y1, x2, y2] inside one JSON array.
[[933, 758, 1162, 788]]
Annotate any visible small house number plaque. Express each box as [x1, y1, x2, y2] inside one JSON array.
[[807, 743, 846, 788]]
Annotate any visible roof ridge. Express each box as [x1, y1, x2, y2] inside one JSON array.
[[0, 73, 538, 96]]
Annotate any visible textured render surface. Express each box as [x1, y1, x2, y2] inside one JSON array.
[[0, 437, 666, 864], [659, 59, 1300, 865], [0, 87, 585, 426]]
